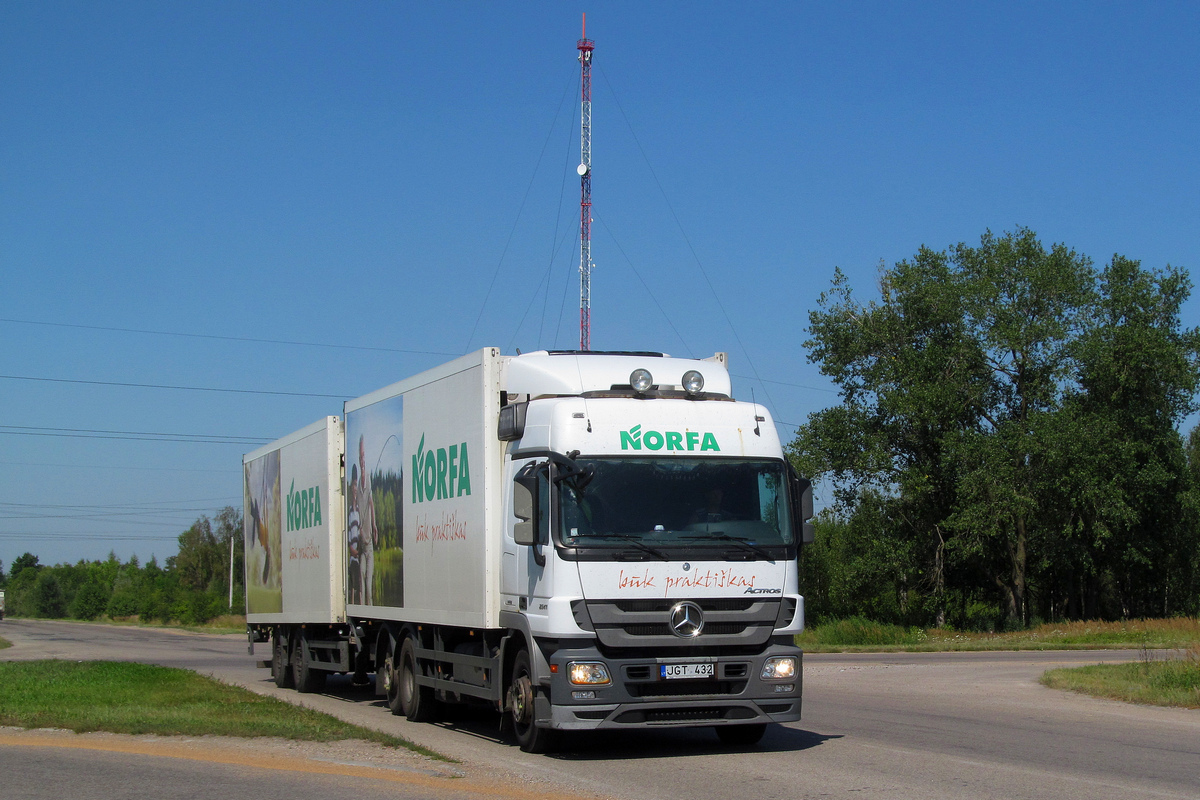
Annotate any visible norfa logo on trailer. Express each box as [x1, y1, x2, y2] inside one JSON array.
[[286, 479, 322, 531], [620, 424, 720, 452], [411, 434, 472, 503]]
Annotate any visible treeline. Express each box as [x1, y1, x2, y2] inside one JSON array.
[[0, 506, 244, 625], [792, 228, 1200, 630]]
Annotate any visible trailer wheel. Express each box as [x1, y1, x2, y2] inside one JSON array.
[[272, 630, 294, 689], [715, 723, 767, 747], [291, 633, 326, 694], [507, 648, 555, 753], [398, 637, 437, 722], [382, 647, 403, 715]]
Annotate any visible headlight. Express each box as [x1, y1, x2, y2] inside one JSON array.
[[681, 370, 705, 395], [630, 368, 654, 393], [568, 661, 612, 685], [761, 656, 796, 680]]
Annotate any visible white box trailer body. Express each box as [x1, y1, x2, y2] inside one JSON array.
[[243, 417, 345, 625], [342, 350, 504, 628], [246, 348, 811, 750]]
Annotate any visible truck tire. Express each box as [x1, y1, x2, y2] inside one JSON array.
[[508, 648, 555, 753], [715, 723, 767, 747], [382, 647, 403, 715], [273, 630, 294, 689], [398, 637, 438, 722], [291, 633, 326, 694]]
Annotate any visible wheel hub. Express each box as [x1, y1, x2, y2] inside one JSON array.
[[509, 675, 534, 724]]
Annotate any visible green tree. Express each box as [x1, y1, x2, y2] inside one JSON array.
[[170, 516, 223, 592], [32, 572, 67, 618], [10, 552, 40, 581], [794, 228, 1200, 626], [70, 580, 112, 620]]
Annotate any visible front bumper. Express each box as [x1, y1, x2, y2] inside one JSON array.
[[539, 641, 803, 730]]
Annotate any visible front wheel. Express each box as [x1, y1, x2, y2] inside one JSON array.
[[507, 648, 555, 753], [715, 723, 767, 747]]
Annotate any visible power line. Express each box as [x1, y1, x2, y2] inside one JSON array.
[[0, 317, 456, 357], [0, 497, 237, 509], [0, 530, 183, 541], [731, 374, 838, 394], [0, 374, 349, 399], [0, 425, 269, 445], [0, 459, 233, 474], [597, 66, 780, 420]]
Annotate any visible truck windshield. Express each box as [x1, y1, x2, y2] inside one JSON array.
[[557, 458, 793, 550]]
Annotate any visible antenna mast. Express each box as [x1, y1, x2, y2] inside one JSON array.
[[577, 15, 595, 351]]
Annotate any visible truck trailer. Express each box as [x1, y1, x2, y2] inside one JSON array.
[[244, 348, 813, 752]]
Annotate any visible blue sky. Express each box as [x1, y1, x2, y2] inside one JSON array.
[[2, 1, 1198, 568]]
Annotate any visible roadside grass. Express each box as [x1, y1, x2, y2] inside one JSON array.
[[0, 635, 10, 650], [9, 614, 248, 636], [0, 660, 450, 761], [1041, 645, 1200, 709], [797, 616, 1200, 652]]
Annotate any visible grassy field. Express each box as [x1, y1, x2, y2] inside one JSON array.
[[0, 660, 448, 760], [1041, 646, 1200, 708], [797, 616, 1200, 652]]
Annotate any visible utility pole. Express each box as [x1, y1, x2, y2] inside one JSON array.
[[577, 15, 594, 351]]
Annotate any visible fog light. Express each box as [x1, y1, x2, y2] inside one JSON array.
[[572, 690, 597, 700], [762, 656, 796, 680], [682, 370, 705, 395], [568, 661, 611, 685], [630, 368, 653, 393], [773, 683, 795, 693]]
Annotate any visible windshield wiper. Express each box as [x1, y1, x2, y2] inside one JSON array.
[[680, 533, 775, 561], [587, 533, 669, 561]]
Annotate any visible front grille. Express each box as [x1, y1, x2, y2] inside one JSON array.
[[619, 622, 748, 637], [613, 598, 755, 613], [586, 598, 781, 648]]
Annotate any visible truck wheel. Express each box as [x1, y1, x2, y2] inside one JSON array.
[[382, 647, 403, 715], [272, 631, 294, 689], [291, 633, 326, 694], [507, 648, 555, 753], [399, 637, 437, 722], [715, 723, 767, 747]]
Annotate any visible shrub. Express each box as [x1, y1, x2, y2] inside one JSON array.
[[69, 582, 111, 621]]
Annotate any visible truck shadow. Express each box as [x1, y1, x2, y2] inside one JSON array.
[[335, 677, 838, 758], [379, 699, 837, 757]]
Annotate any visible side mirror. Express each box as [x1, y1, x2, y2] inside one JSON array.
[[513, 464, 539, 546], [787, 463, 816, 544]]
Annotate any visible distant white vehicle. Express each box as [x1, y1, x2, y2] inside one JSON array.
[[0, 590, 6, 620], [244, 348, 814, 752]]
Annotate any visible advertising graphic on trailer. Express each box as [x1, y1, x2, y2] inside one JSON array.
[[346, 393, 404, 608], [244, 449, 283, 613]]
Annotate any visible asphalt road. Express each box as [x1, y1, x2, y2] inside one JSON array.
[[2, 619, 1198, 800]]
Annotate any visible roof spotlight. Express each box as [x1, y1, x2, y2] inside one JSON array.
[[682, 370, 705, 396], [630, 368, 654, 393]]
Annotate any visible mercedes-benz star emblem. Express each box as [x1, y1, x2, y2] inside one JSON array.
[[669, 601, 704, 638]]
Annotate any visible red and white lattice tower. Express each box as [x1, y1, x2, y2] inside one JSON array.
[[577, 16, 595, 351]]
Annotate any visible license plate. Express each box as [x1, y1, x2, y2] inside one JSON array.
[[660, 662, 715, 680]]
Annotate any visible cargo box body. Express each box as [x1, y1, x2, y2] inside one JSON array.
[[343, 349, 504, 628], [243, 416, 344, 626]]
